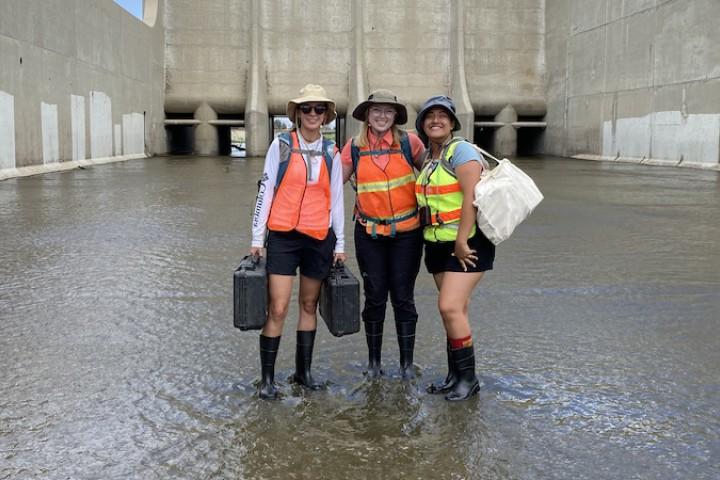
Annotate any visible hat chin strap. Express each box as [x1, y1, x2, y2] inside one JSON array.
[[299, 124, 322, 142]]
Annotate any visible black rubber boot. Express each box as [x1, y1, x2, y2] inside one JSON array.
[[396, 320, 417, 379], [292, 330, 324, 390], [258, 334, 281, 400], [426, 339, 457, 394], [444, 345, 480, 402], [364, 320, 384, 378]]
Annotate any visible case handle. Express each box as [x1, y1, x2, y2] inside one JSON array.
[[240, 254, 262, 271]]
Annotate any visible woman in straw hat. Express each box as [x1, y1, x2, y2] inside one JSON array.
[[250, 84, 346, 400], [341, 89, 426, 379], [414, 95, 495, 401]]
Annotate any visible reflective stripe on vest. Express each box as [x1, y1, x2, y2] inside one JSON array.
[[267, 130, 331, 240], [354, 138, 419, 238], [415, 138, 476, 242]]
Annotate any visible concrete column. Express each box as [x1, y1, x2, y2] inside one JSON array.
[[194, 102, 218, 155], [404, 103, 418, 135], [494, 104, 518, 158], [449, 0, 474, 142], [245, 0, 269, 157], [345, 0, 367, 142]]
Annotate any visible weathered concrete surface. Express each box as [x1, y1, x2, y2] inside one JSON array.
[[545, 0, 720, 169], [4, 1, 719, 168], [163, 0, 546, 153], [0, 0, 166, 174]]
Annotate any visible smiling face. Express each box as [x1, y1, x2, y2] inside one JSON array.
[[366, 104, 397, 135], [298, 102, 327, 133], [422, 107, 454, 144]]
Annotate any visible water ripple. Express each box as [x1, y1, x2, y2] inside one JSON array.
[[2, 157, 719, 479]]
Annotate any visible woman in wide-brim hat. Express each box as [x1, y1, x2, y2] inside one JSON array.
[[340, 89, 426, 379], [286, 85, 338, 125], [250, 84, 346, 399], [414, 95, 495, 401]]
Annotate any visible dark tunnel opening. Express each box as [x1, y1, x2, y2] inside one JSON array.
[[517, 127, 545, 156], [165, 125, 194, 154], [217, 114, 245, 157], [474, 125, 496, 155], [165, 112, 195, 154]]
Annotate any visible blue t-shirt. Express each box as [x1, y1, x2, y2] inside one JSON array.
[[449, 141, 484, 169]]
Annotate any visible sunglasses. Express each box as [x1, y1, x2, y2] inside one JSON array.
[[299, 104, 328, 115]]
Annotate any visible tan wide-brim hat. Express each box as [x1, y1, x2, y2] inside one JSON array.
[[287, 84, 337, 125], [352, 89, 408, 125]]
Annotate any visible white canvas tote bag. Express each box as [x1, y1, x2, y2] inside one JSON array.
[[472, 147, 543, 245]]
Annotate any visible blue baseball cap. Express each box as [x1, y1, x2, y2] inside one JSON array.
[[415, 95, 462, 143]]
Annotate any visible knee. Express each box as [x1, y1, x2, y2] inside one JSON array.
[[364, 288, 389, 307], [365, 297, 388, 312], [268, 303, 289, 322], [363, 286, 389, 309], [438, 298, 462, 321], [391, 301, 417, 322], [390, 292, 415, 312], [300, 298, 318, 315]]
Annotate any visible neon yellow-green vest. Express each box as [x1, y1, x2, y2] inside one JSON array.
[[415, 138, 477, 242]]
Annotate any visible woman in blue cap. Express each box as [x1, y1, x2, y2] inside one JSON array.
[[414, 95, 495, 401]]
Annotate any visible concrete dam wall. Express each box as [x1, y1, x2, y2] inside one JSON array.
[[163, 0, 546, 157], [1, 0, 719, 174], [0, 0, 165, 178], [545, 0, 720, 169]]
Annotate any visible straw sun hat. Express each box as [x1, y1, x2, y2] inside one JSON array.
[[286, 84, 337, 124]]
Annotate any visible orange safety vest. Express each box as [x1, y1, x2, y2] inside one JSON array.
[[267, 131, 333, 240], [353, 136, 420, 238]]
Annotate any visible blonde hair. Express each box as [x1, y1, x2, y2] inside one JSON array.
[[356, 122, 401, 148]]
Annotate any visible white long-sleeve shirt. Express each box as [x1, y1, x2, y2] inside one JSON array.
[[251, 133, 345, 253]]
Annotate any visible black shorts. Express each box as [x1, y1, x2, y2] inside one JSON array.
[[266, 229, 336, 280], [424, 229, 495, 274]]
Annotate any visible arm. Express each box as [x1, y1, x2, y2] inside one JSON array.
[[250, 139, 280, 256], [330, 150, 346, 261], [453, 158, 483, 271], [340, 137, 355, 183], [342, 162, 354, 184], [407, 132, 427, 171]]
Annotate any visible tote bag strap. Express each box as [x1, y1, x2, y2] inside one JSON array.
[[472, 145, 501, 166]]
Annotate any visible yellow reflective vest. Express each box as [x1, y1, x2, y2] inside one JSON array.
[[415, 138, 477, 242]]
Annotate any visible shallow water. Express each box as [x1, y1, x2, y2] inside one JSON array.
[[1, 156, 719, 479]]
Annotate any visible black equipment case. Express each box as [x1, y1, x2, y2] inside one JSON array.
[[319, 263, 361, 337], [233, 255, 267, 330]]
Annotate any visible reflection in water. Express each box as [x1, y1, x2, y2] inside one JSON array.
[[1, 157, 719, 479]]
